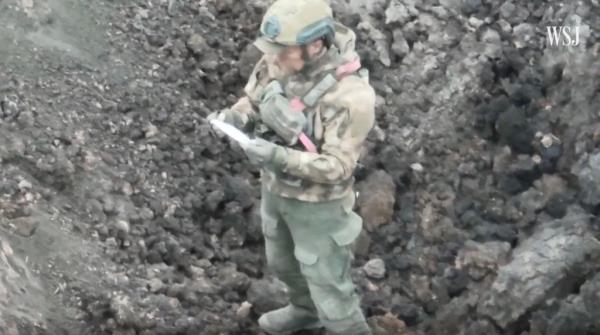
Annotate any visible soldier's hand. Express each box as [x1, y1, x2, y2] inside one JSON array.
[[259, 81, 305, 145], [207, 111, 227, 138], [244, 138, 279, 166]]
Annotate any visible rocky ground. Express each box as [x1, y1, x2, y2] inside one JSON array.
[[0, 0, 599, 334]]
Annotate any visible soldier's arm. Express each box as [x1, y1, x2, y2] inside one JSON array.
[[274, 77, 376, 184], [214, 56, 272, 130]]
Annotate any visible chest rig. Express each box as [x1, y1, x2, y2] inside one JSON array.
[[254, 56, 365, 154]]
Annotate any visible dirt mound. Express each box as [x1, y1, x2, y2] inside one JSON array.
[[0, 0, 599, 334]]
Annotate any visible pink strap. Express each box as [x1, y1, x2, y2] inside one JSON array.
[[289, 96, 317, 153], [336, 58, 361, 77], [290, 96, 305, 112], [298, 133, 317, 153]]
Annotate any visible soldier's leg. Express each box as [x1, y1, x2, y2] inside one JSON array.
[[259, 187, 320, 333], [283, 193, 372, 335]]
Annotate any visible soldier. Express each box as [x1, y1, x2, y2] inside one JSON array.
[[209, 0, 375, 333]]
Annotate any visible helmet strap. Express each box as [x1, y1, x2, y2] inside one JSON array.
[[301, 44, 311, 63]]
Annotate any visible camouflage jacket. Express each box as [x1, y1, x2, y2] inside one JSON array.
[[228, 25, 375, 202]]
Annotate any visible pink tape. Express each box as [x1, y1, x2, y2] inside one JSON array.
[[336, 59, 361, 77], [298, 133, 317, 153], [288, 97, 316, 152], [290, 96, 305, 112]]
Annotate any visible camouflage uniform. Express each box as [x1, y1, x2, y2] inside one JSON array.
[[213, 1, 375, 334]]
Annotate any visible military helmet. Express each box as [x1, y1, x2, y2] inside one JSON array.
[[254, 0, 335, 54]]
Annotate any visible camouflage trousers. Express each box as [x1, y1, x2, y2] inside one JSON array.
[[260, 186, 372, 334]]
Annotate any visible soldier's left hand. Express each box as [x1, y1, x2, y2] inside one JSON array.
[[244, 138, 282, 167]]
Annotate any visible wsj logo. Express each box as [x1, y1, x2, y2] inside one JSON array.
[[546, 26, 580, 46]]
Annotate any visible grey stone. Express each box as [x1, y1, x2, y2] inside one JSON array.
[[512, 23, 536, 49], [105, 237, 118, 248], [354, 230, 372, 259], [455, 240, 511, 280], [110, 295, 138, 327], [547, 295, 591, 335], [432, 294, 478, 335], [0, 238, 48, 334], [358, 21, 391, 66], [369, 312, 407, 335], [223, 176, 255, 210], [356, 170, 396, 232], [363, 0, 389, 15], [575, 152, 600, 206], [385, 0, 411, 25], [497, 19, 512, 34], [364, 258, 386, 279], [186, 33, 208, 55], [461, 0, 482, 14], [477, 211, 600, 328], [236, 301, 253, 320], [391, 30, 410, 58], [16, 110, 35, 128], [147, 278, 164, 293], [500, 2, 530, 25], [13, 216, 39, 237], [217, 265, 250, 294], [481, 28, 501, 44], [113, 219, 130, 235], [246, 277, 288, 315], [190, 276, 218, 295], [581, 272, 600, 320]]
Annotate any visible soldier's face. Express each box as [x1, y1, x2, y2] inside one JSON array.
[[275, 39, 324, 74], [275, 46, 305, 74]]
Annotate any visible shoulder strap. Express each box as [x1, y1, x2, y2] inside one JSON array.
[[298, 58, 362, 109]]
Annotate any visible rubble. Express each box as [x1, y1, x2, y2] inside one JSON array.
[[0, 0, 598, 333]]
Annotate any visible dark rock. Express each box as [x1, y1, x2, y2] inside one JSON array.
[[369, 312, 407, 335], [110, 295, 139, 327], [229, 248, 262, 277], [217, 264, 251, 295], [186, 33, 208, 55], [205, 189, 225, 213], [581, 272, 600, 321], [379, 146, 409, 183], [575, 152, 600, 207], [477, 211, 600, 328], [512, 23, 536, 49], [455, 240, 511, 281], [473, 95, 511, 140], [357, 170, 396, 232], [495, 106, 535, 154], [499, 2, 530, 25], [391, 29, 410, 59], [354, 230, 372, 259], [386, 254, 417, 272], [546, 295, 591, 335], [222, 176, 255, 210], [544, 192, 571, 218], [390, 294, 421, 326], [443, 267, 469, 297], [461, 0, 483, 15], [430, 294, 477, 335], [465, 319, 499, 335], [473, 222, 518, 245], [13, 216, 39, 237], [246, 277, 288, 315]]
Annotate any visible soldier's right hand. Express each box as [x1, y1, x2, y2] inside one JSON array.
[[207, 111, 227, 138]]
